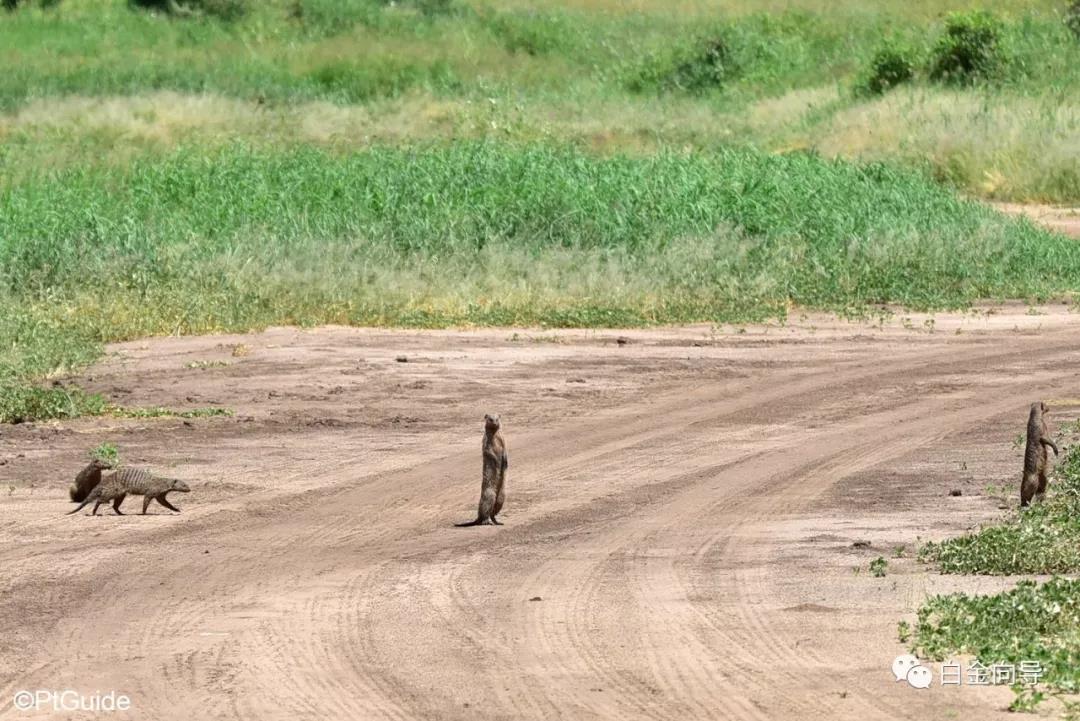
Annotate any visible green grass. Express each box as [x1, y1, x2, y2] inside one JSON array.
[[90, 441, 120, 465], [104, 406, 233, 419], [921, 444, 1080, 575], [2, 1, 1080, 201], [0, 384, 108, 423], [0, 141, 1076, 421], [0, 381, 231, 422], [3, 0, 1080, 422], [4, 142, 1076, 325], [911, 577, 1080, 697], [185, 359, 229, 369]]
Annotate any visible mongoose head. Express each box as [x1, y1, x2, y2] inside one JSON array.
[[90, 457, 115, 471], [170, 479, 192, 493], [1041, 401, 1050, 414], [484, 413, 501, 433]]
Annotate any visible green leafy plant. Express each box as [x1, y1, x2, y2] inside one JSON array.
[[870, 556, 888, 577], [89, 442, 121, 466], [1008, 686, 1046, 713], [630, 33, 742, 94], [912, 577, 1080, 696], [306, 59, 458, 102], [929, 11, 1009, 84], [105, 406, 233, 419], [858, 42, 918, 95], [185, 360, 229, 369]]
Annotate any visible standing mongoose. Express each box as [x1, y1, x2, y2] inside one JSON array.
[[456, 413, 509, 527], [69, 458, 115, 502], [1021, 401, 1059, 507], [67, 467, 191, 516]]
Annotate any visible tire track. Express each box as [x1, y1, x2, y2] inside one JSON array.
[[5, 319, 1080, 721]]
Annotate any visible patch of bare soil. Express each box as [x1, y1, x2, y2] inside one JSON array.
[[992, 201, 1080, 239], [2, 306, 1080, 720]]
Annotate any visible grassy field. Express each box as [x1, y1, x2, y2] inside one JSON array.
[[2, 0, 1079, 200], [2, 0, 1080, 419], [2, 141, 1078, 419]]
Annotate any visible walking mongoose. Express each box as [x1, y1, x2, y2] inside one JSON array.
[[69, 458, 115, 502], [1021, 401, 1059, 507], [456, 413, 508, 526], [67, 467, 191, 516]]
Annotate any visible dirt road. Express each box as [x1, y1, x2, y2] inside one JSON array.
[[2, 307, 1079, 720], [992, 202, 1080, 239]]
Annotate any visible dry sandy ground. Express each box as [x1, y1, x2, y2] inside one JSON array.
[[3, 305, 1080, 720], [993, 202, 1080, 239]]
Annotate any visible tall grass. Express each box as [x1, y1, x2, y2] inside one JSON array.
[[5, 142, 1074, 303], [0, 142, 1075, 389]]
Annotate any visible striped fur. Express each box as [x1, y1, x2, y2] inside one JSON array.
[[67, 467, 191, 516]]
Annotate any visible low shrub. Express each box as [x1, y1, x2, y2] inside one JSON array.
[[630, 33, 741, 94], [1067, 0, 1080, 40], [929, 10, 1009, 84], [305, 59, 458, 102], [857, 42, 918, 95]]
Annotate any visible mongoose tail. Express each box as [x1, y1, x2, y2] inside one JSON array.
[[455, 517, 502, 527], [67, 487, 102, 515]]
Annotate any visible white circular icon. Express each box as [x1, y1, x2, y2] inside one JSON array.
[[12, 691, 34, 711], [906, 665, 933, 689], [892, 654, 920, 682]]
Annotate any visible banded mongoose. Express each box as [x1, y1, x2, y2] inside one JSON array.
[[67, 467, 191, 516], [1021, 401, 1059, 507], [69, 458, 115, 503], [456, 413, 508, 526]]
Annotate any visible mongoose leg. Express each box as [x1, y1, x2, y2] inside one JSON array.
[[491, 517, 503, 525], [1036, 467, 1049, 502], [92, 500, 104, 516], [142, 496, 152, 515], [492, 481, 505, 518], [112, 495, 126, 515], [1020, 474, 1036, 507], [157, 495, 181, 512]]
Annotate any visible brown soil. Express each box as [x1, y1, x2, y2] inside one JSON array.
[[3, 305, 1080, 720]]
